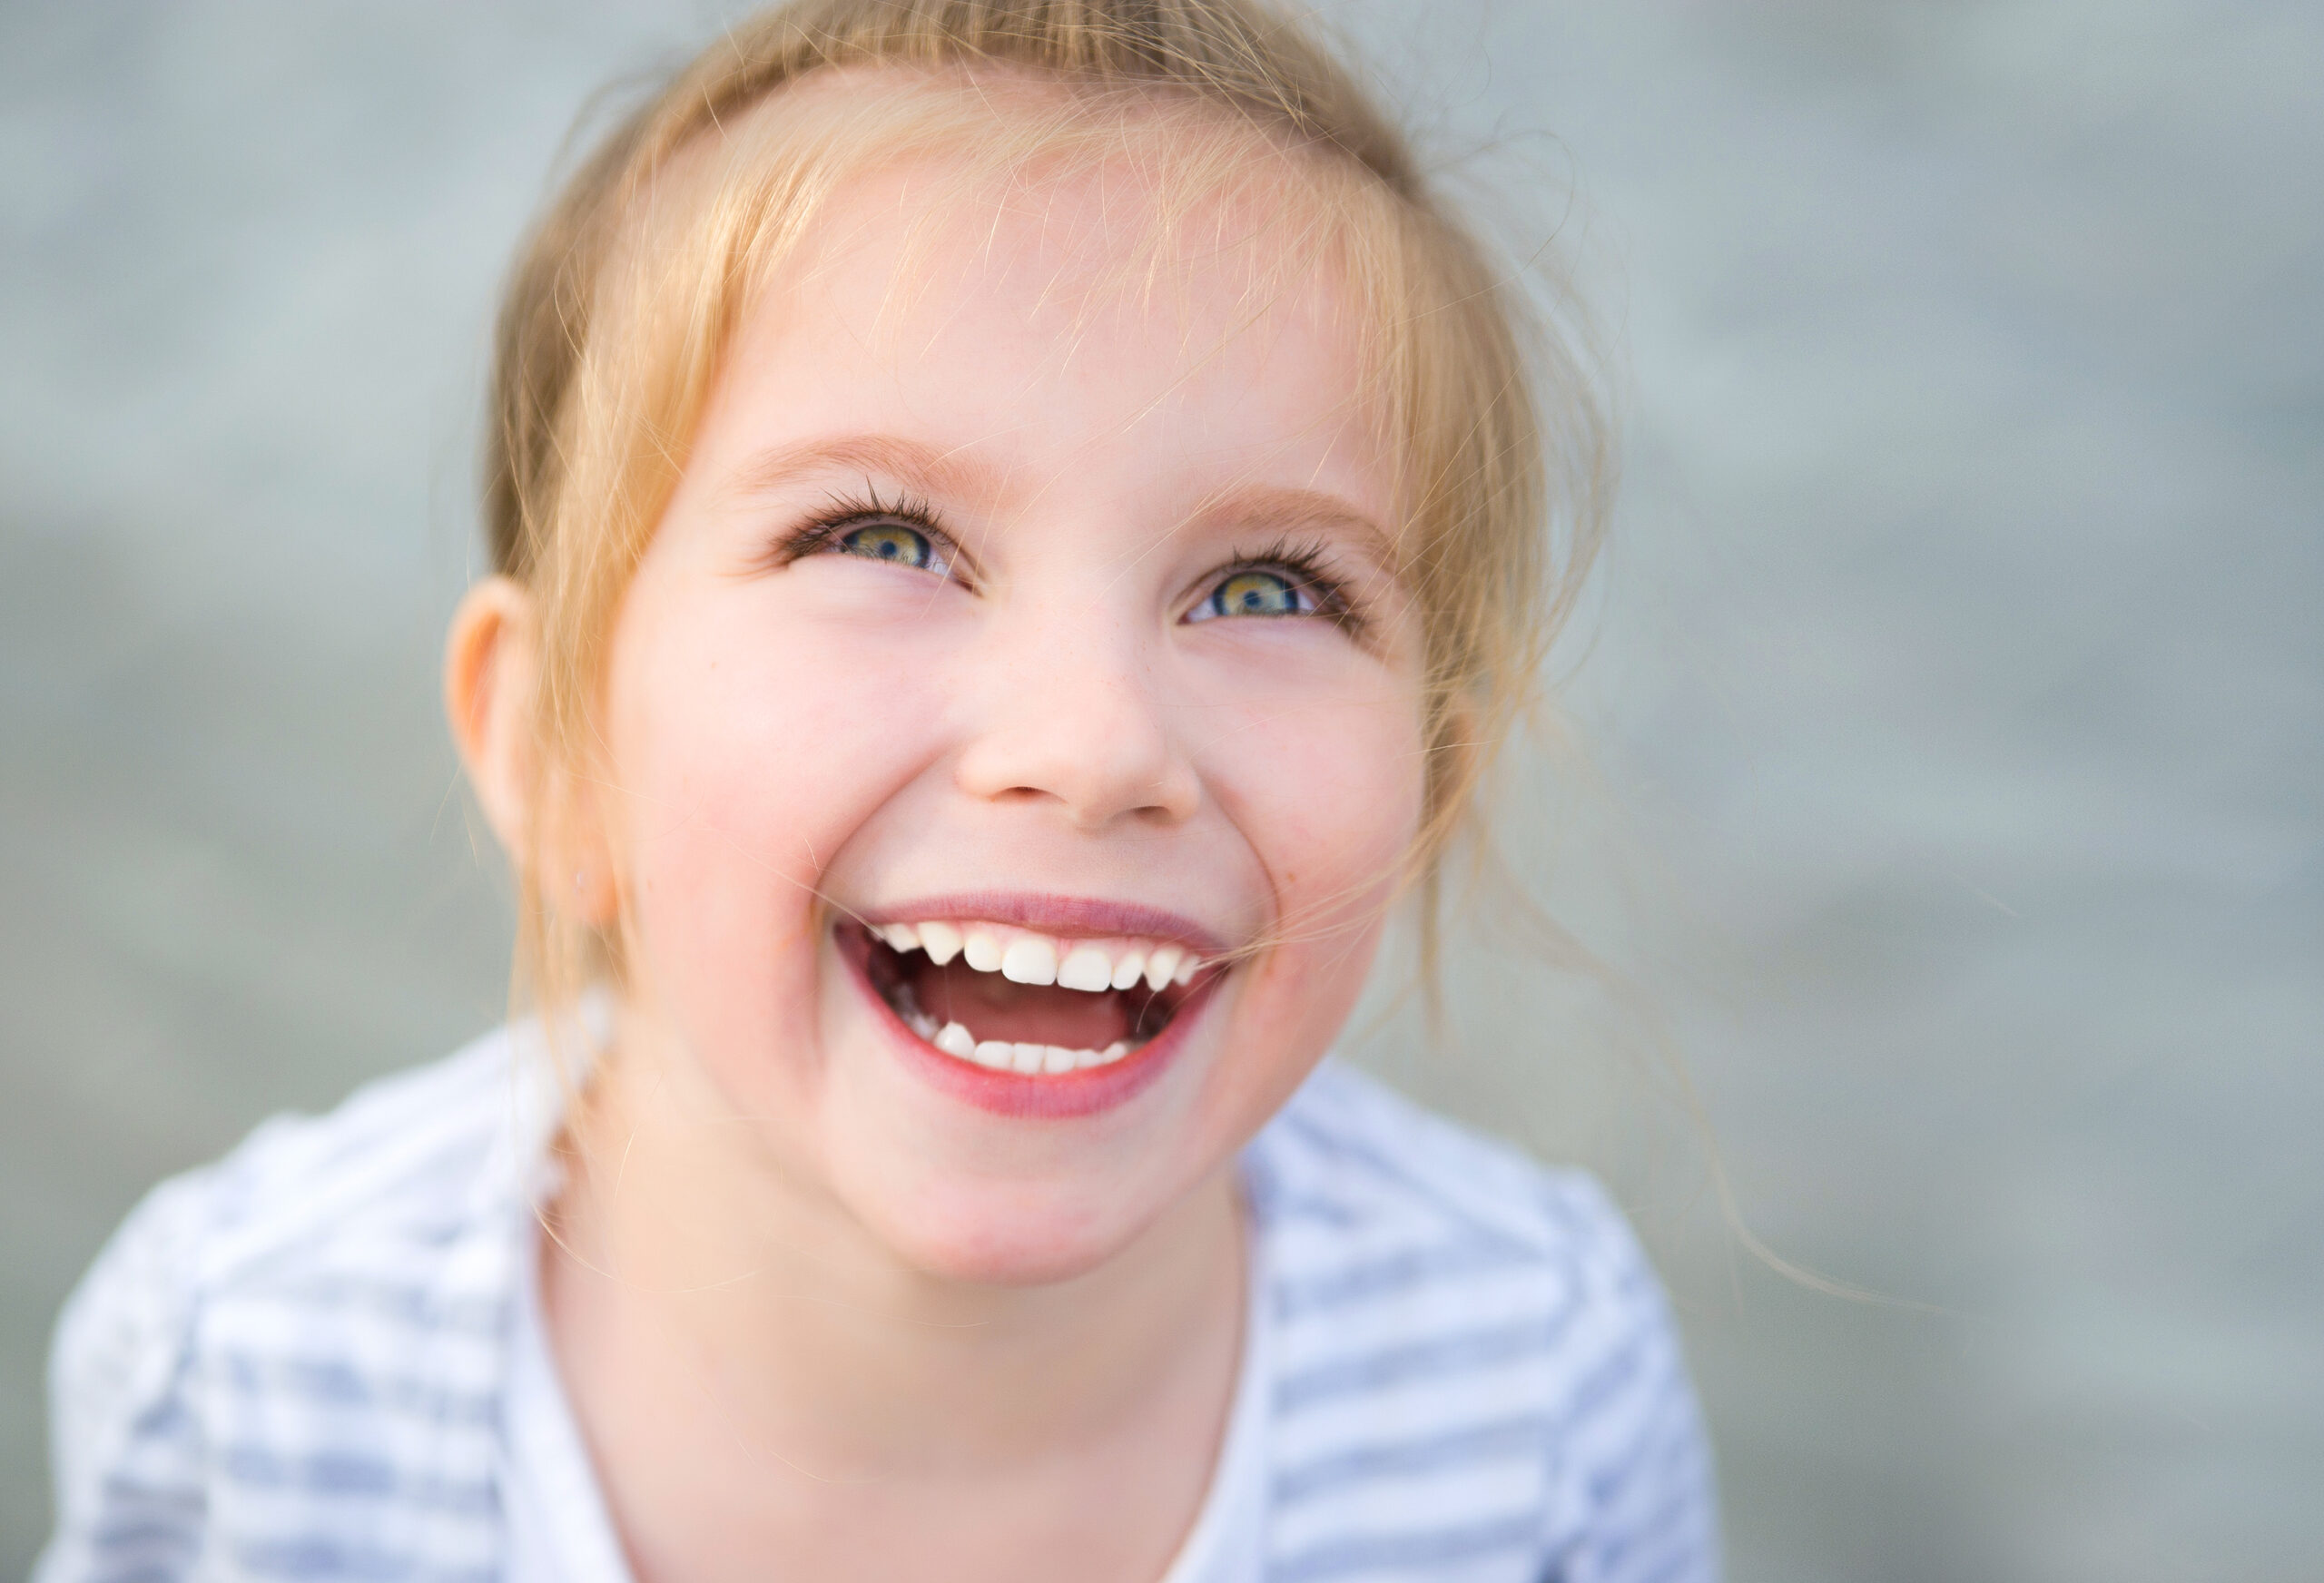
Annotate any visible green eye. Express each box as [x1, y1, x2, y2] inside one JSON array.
[[1194, 569, 1310, 621], [839, 522, 933, 568]]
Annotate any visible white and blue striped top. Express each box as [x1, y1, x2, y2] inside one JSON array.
[[38, 1021, 1718, 1582]]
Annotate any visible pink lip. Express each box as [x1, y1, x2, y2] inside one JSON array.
[[855, 891, 1231, 953], [834, 920, 1226, 1120]]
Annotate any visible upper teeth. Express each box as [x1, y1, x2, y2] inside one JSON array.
[[874, 921, 1203, 992]]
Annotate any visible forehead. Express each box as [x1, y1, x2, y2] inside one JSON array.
[[691, 105, 1393, 516], [789, 160, 1362, 391]]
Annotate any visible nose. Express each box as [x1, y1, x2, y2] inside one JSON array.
[[951, 595, 1201, 830]]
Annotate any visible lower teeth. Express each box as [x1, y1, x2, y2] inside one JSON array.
[[909, 1012, 1132, 1073], [881, 946, 1143, 1075]]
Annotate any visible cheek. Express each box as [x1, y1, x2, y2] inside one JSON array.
[[1199, 664, 1425, 922], [1180, 647, 1421, 1111], [1221, 699, 1417, 1122], [603, 575, 948, 1027]]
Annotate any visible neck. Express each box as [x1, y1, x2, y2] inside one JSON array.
[[538, 1021, 1246, 1478]]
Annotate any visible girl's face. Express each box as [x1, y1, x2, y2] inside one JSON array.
[[598, 155, 1423, 1283]]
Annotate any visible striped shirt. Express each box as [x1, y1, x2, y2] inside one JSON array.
[[38, 1020, 1718, 1581]]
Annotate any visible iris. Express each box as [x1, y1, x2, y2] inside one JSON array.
[[1201, 569, 1305, 619], [841, 522, 931, 567]]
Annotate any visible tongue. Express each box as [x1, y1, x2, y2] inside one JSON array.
[[906, 958, 1139, 1049]]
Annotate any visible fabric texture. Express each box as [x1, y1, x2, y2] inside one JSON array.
[[37, 1021, 1718, 1582]]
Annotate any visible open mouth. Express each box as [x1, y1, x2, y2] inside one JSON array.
[[841, 916, 1217, 1077]]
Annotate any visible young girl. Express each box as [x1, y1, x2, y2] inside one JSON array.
[[40, 2, 1715, 1578]]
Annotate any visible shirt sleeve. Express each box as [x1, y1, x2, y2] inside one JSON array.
[[34, 1168, 215, 1583], [1541, 1177, 1722, 1583]]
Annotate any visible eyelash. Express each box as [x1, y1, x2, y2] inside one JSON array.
[[773, 495, 1362, 634], [777, 486, 964, 579], [1206, 536, 1361, 634]]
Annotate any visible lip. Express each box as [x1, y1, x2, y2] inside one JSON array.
[[834, 919, 1225, 1119], [855, 891, 1231, 954]]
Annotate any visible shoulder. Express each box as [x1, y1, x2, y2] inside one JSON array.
[[54, 1021, 529, 1381], [1245, 1063, 1719, 1581], [205, 1026, 527, 1262], [1251, 1059, 1661, 1305], [38, 1027, 537, 1578]]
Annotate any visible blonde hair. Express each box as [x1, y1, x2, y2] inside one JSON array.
[[482, 0, 1609, 1023]]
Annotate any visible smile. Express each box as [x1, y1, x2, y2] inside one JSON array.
[[842, 915, 1218, 1077]]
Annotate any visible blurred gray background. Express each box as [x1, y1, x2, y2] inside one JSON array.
[[4, 2, 2318, 1578]]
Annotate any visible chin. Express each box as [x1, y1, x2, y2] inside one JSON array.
[[850, 1171, 1175, 1288]]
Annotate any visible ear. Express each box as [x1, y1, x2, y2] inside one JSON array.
[[445, 575, 533, 850], [444, 576, 618, 925]]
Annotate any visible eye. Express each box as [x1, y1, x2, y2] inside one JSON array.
[[1188, 568, 1316, 623], [767, 488, 970, 586], [838, 521, 936, 569]]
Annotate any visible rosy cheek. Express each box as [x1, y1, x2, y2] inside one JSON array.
[[637, 582, 930, 807], [605, 574, 951, 1016], [1226, 693, 1423, 909]]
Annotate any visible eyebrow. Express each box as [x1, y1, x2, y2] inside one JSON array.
[[724, 433, 1000, 504], [1183, 484, 1399, 575]]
